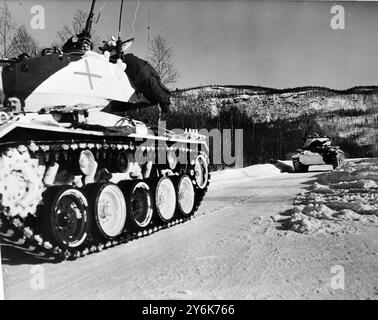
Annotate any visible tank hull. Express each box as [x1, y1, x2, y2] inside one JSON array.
[[0, 114, 210, 261]]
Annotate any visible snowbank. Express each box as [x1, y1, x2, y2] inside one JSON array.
[[318, 158, 378, 184], [211, 164, 281, 184], [272, 160, 294, 173], [275, 159, 378, 234], [242, 164, 282, 178]]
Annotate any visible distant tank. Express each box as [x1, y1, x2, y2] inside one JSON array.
[[292, 134, 344, 172], [0, 0, 210, 261]]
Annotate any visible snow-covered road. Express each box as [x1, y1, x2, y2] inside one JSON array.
[[1, 163, 377, 299]]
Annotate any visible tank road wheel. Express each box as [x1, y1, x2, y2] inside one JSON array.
[[127, 181, 153, 229], [0, 147, 44, 218], [331, 151, 345, 169], [154, 177, 177, 222], [292, 157, 309, 173], [86, 183, 127, 239], [43, 187, 90, 249], [191, 154, 209, 189], [175, 175, 195, 217]]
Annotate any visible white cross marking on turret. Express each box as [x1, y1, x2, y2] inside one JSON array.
[[74, 59, 102, 90]]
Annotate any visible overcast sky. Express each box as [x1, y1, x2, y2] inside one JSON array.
[[6, 0, 378, 89]]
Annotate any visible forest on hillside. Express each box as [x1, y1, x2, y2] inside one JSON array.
[[128, 86, 378, 170]]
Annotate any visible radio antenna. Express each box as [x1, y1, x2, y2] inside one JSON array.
[[116, 0, 125, 59], [146, 2, 151, 62], [118, 0, 124, 40]]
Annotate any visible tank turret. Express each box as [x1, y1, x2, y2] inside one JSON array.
[[292, 134, 344, 172]]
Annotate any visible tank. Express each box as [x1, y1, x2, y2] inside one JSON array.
[[0, 0, 210, 261], [292, 134, 345, 172]]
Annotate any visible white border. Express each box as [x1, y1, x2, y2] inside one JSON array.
[[0, 245, 4, 300]]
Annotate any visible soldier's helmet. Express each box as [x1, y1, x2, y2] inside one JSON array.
[[62, 31, 92, 53]]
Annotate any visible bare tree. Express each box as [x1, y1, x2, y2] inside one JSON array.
[[72, 9, 88, 35], [54, 9, 100, 51], [55, 9, 87, 46], [10, 25, 39, 57], [55, 25, 75, 47], [149, 35, 180, 87], [0, 4, 39, 58], [0, 3, 16, 58]]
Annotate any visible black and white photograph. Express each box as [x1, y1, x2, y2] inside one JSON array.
[[0, 0, 377, 302]]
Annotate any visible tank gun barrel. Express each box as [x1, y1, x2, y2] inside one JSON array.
[[84, 0, 97, 36]]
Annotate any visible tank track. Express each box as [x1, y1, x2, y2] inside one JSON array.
[[0, 140, 210, 262]]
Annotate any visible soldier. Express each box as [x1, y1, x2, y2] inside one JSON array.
[[99, 37, 171, 115], [62, 31, 92, 54], [0, 96, 24, 115]]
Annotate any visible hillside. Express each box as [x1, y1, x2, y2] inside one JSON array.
[[170, 85, 378, 122], [128, 85, 378, 168]]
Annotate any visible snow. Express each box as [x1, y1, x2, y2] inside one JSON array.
[[2, 158, 378, 299], [277, 158, 378, 234], [211, 164, 282, 184], [318, 159, 378, 184], [241, 164, 282, 178]]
